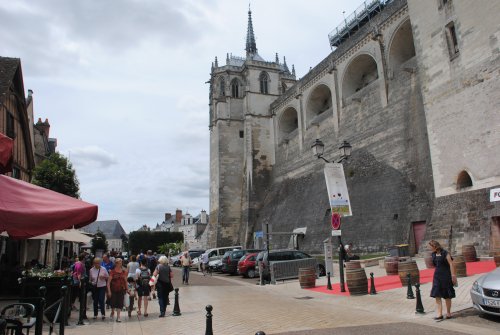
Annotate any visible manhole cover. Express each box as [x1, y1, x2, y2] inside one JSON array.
[[294, 296, 314, 300]]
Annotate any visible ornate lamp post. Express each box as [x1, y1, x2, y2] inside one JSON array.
[[311, 139, 352, 292]]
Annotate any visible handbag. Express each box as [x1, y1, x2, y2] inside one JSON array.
[[88, 267, 100, 292], [167, 281, 174, 293]]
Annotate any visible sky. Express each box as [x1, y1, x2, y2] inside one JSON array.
[[1, 0, 360, 232]]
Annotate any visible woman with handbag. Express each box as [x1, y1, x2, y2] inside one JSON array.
[[89, 257, 109, 320], [153, 255, 173, 317], [107, 258, 128, 322]]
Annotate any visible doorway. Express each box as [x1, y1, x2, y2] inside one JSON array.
[[490, 217, 500, 254], [412, 221, 427, 253]]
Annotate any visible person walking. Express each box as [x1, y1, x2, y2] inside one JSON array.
[[101, 254, 115, 310], [428, 240, 457, 320], [107, 258, 127, 322], [180, 251, 192, 285], [127, 255, 139, 279], [126, 277, 137, 318], [135, 258, 151, 317], [201, 251, 210, 276], [153, 256, 173, 317], [70, 254, 85, 311], [146, 250, 157, 299], [89, 257, 109, 320]]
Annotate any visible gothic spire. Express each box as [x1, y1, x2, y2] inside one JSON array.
[[245, 6, 257, 56]]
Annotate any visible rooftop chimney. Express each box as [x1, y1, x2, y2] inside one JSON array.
[[175, 209, 182, 223], [165, 213, 172, 222]]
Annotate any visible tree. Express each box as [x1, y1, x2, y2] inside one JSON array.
[[32, 152, 80, 198], [128, 231, 183, 255], [91, 230, 108, 255], [120, 234, 129, 253]]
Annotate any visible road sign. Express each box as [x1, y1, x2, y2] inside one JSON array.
[[331, 212, 341, 230], [255, 231, 264, 238], [332, 230, 342, 236]]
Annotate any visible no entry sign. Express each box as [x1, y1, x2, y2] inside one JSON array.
[[331, 212, 341, 230]]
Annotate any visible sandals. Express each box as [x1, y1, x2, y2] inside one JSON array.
[[144, 313, 149, 317], [433, 316, 444, 321], [116, 318, 121, 323]]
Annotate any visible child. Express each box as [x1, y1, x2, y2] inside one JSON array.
[[127, 277, 137, 317]]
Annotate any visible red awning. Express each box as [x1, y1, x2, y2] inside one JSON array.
[[0, 175, 98, 239], [0, 133, 14, 174]]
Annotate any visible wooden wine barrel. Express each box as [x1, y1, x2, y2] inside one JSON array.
[[398, 260, 420, 286], [346, 268, 368, 295], [384, 256, 399, 275], [424, 252, 435, 269], [452, 255, 467, 277], [398, 256, 411, 263], [298, 268, 316, 289], [462, 244, 477, 262], [345, 261, 361, 270]]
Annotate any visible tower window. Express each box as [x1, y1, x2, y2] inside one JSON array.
[[239, 130, 244, 138], [259, 72, 269, 94], [219, 77, 226, 97], [231, 79, 240, 98], [6, 112, 15, 138], [457, 170, 472, 190], [445, 22, 459, 59]]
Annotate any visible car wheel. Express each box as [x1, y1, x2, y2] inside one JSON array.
[[317, 264, 326, 277], [247, 268, 256, 279]]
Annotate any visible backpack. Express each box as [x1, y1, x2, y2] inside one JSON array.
[[147, 257, 157, 272], [139, 268, 151, 288]]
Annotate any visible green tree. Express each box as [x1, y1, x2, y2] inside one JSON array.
[[91, 230, 108, 255], [32, 152, 80, 198], [121, 233, 129, 252]]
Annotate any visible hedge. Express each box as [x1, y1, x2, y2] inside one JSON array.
[[128, 231, 183, 255]]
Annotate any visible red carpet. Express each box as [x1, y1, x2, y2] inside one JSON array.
[[306, 261, 496, 296]]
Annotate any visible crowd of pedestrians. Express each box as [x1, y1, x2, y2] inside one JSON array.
[[67, 250, 173, 322]]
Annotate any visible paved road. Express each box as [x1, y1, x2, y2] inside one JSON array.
[[446, 307, 500, 332]]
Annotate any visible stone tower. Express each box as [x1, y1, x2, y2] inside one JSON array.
[[208, 8, 296, 247]]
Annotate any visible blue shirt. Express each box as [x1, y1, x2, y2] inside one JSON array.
[[101, 260, 114, 272]]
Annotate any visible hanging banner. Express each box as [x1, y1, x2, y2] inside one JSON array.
[[324, 163, 352, 217]]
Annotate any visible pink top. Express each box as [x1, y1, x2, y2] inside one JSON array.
[[72, 261, 85, 281]]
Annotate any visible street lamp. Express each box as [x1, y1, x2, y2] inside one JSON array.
[[312, 138, 351, 292]]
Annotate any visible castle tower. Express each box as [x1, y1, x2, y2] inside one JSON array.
[[208, 7, 296, 247]]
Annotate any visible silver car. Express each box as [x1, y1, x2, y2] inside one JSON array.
[[470, 267, 500, 316]]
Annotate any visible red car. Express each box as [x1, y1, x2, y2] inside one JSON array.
[[238, 252, 259, 278]]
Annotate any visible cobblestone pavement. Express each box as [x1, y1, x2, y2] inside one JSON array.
[[62, 261, 499, 335]]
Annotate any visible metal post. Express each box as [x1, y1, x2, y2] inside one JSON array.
[[338, 236, 345, 292], [255, 332, 266, 335], [35, 287, 46, 335], [327, 272, 332, 290], [205, 305, 213, 335], [77, 277, 86, 325], [406, 274, 415, 299], [265, 223, 270, 255], [369, 272, 377, 295], [59, 286, 68, 335], [172, 288, 181, 316], [415, 283, 425, 314]]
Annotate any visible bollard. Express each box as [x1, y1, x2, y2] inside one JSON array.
[[82, 276, 88, 320], [327, 272, 333, 290], [60, 286, 68, 335], [78, 277, 87, 325], [172, 288, 181, 316], [415, 283, 425, 314], [369, 272, 377, 295], [406, 274, 415, 299], [255, 332, 266, 335], [205, 305, 213, 335], [35, 286, 46, 335]]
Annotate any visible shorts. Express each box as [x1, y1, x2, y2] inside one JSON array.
[[137, 285, 150, 297]]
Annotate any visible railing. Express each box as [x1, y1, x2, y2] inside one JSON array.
[[269, 258, 318, 284], [328, 0, 392, 47]]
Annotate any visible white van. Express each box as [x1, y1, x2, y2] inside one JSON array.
[[205, 246, 242, 262]]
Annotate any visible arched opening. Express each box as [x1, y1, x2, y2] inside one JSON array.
[[306, 84, 332, 124], [342, 54, 379, 99], [457, 170, 473, 190], [259, 72, 269, 94], [389, 20, 416, 72], [218, 77, 225, 97], [231, 78, 240, 98], [278, 107, 298, 142], [281, 82, 287, 94]]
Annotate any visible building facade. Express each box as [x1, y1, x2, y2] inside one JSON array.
[[207, 0, 500, 256]]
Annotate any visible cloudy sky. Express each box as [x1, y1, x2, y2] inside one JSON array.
[[1, 0, 360, 232]]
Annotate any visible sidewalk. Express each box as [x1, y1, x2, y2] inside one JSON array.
[[61, 261, 497, 335]]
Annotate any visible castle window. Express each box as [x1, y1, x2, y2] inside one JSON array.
[[219, 77, 226, 97], [457, 170, 472, 190], [6, 112, 15, 139], [281, 82, 287, 94], [239, 130, 244, 138], [259, 72, 269, 94], [445, 21, 459, 59], [231, 79, 240, 98], [12, 166, 20, 179]]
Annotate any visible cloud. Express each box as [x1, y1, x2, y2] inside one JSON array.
[[69, 146, 118, 169]]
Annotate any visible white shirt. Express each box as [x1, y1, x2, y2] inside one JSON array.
[[89, 266, 109, 288]]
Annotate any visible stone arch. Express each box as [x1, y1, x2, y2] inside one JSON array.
[[342, 53, 379, 99], [388, 19, 416, 73], [457, 170, 473, 190], [278, 107, 299, 142], [306, 84, 333, 125]]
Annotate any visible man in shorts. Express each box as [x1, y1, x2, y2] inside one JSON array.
[[201, 252, 210, 276]]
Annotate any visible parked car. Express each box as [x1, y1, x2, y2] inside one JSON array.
[[471, 267, 500, 316], [169, 249, 205, 267], [256, 250, 326, 280], [223, 249, 261, 275], [238, 252, 259, 278], [209, 258, 223, 272]]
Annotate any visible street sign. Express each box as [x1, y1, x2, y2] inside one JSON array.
[[331, 212, 341, 230], [255, 231, 264, 238], [332, 230, 342, 236], [491, 188, 500, 202]]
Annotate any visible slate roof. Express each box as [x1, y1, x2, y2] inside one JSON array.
[[0, 57, 21, 104], [80, 220, 127, 239]]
